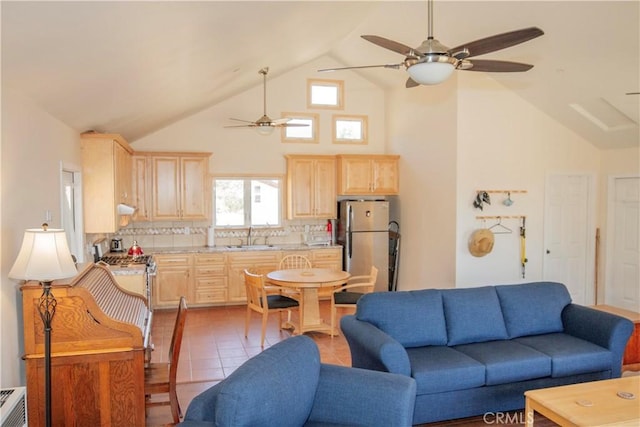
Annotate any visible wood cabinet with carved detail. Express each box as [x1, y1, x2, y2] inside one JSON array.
[[151, 153, 211, 221], [286, 155, 337, 219], [337, 154, 399, 195]]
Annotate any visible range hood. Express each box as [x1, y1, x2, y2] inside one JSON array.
[[117, 203, 137, 215]]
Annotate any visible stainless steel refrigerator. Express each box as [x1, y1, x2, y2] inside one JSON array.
[[338, 200, 389, 292]]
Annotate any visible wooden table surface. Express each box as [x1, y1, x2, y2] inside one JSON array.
[[267, 268, 350, 335], [524, 376, 640, 426]]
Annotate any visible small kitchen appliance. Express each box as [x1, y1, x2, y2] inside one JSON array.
[[110, 237, 124, 252], [128, 240, 144, 257]]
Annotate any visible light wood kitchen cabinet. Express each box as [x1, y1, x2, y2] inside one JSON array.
[[153, 254, 193, 308], [151, 153, 211, 221], [132, 155, 151, 221], [337, 154, 400, 195], [227, 251, 281, 303], [286, 155, 337, 219], [81, 133, 134, 233], [194, 253, 228, 304]]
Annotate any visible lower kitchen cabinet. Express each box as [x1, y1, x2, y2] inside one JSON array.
[[153, 247, 342, 308], [153, 254, 193, 308], [194, 253, 228, 304], [227, 251, 281, 303]]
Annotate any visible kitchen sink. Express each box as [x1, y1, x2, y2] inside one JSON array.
[[225, 244, 276, 250]]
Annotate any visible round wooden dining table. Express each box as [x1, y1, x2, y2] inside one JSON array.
[[266, 268, 350, 335]]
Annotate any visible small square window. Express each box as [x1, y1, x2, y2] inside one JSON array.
[[281, 112, 319, 143], [332, 114, 368, 145], [307, 79, 344, 109]]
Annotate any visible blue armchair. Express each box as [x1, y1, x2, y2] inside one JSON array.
[[178, 335, 416, 427]]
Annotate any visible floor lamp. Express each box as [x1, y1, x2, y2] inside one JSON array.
[[9, 224, 77, 427]]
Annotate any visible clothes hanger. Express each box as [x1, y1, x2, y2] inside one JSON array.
[[488, 217, 513, 234]]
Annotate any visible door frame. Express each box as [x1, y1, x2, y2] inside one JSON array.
[[543, 172, 597, 305], [60, 161, 84, 262], [604, 174, 640, 307]]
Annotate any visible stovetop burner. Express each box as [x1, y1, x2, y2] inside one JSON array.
[[100, 254, 152, 266]]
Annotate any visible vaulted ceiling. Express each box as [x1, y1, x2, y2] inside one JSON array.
[[2, 1, 638, 149]]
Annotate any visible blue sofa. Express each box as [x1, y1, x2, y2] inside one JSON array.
[[178, 335, 416, 427], [340, 282, 634, 424]]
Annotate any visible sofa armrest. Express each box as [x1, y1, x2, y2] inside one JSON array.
[[308, 364, 416, 427], [181, 382, 220, 423], [340, 315, 411, 375], [562, 304, 633, 377]]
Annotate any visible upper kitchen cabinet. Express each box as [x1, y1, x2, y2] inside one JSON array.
[[151, 153, 211, 221], [81, 133, 134, 233], [132, 155, 151, 222], [337, 154, 400, 196], [286, 155, 337, 219]]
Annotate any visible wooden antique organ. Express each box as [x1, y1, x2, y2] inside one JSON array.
[[21, 263, 152, 426]]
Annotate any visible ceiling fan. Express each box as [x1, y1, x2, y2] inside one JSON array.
[[226, 67, 307, 135], [319, 0, 544, 88]]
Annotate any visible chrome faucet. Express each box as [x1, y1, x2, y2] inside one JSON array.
[[247, 226, 253, 246]]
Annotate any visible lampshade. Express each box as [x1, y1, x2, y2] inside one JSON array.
[[256, 125, 275, 136], [9, 228, 77, 281], [407, 60, 455, 85]]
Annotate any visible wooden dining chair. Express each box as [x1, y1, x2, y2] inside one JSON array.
[[145, 296, 187, 424], [331, 266, 378, 336], [244, 269, 299, 347], [279, 254, 312, 270]]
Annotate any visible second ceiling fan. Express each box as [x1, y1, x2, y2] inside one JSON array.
[[226, 67, 307, 135], [319, 0, 544, 88]]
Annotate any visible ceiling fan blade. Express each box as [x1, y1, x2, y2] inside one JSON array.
[[464, 59, 534, 72], [626, 92, 640, 95], [319, 63, 403, 72], [271, 118, 292, 125], [229, 118, 256, 124], [405, 78, 420, 88], [224, 124, 256, 128], [448, 27, 544, 59], [361, 35, 421, 57], [276, 123, 310, 128]]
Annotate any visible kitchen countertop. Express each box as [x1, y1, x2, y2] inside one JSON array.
[[149, 243, 342, 254], [105, 244, 342, 274]]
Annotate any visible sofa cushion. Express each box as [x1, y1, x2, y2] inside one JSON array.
[[213, 336, 320, 426], [496, 282, 571, 338], [515, 333, 613, 377], [406, 346, 485, 394], [357, 290, 447, 347], [442, 287, 509, 346], [454, 341, 551, 386]]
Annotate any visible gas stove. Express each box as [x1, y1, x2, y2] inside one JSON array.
[[100, 254, 153, 266]]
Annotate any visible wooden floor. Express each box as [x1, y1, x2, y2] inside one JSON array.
[[145, 302, 558, 427]]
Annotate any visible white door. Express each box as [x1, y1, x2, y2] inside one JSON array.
[[543, 174, 595, 304], [605, 176, 640, 311], [61, 165, 84, 262]]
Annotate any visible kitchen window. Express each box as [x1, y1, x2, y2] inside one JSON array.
[[213, 177, 282, 227]]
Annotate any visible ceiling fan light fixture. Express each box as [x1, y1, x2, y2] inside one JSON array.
[[255, 124, 275, 136], [407, 57, 456, 85]]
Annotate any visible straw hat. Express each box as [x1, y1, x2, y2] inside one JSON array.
[[468, 229, 495, 257]]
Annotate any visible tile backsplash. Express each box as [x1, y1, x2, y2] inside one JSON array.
[[95, 219, 332, 251]]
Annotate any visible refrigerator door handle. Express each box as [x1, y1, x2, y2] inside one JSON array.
[[348, 205, 353, 259]]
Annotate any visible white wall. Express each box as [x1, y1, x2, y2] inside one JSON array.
[[455, 72, 601, 287], [1, 88, 81, 387], [132, 58, 387, 174], [386, 76, 458, 290]]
